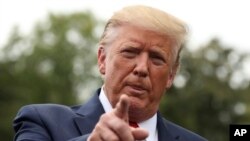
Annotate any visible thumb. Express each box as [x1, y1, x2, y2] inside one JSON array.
[[114, 94, 130, 122], [131, 128, 149, 140]]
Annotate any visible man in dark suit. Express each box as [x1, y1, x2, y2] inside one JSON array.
[[13, 5, 207, 141]]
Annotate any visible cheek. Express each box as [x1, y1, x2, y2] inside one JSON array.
[[110, 56, 134, 74], [105, 56, 134, 88], [150, 69, 169, 97], [152, 69, 169, 85]]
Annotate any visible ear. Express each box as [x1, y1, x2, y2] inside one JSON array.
[[166, 65, 178, 89], [98, 46, 106, 75]]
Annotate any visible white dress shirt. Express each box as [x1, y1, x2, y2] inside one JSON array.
[[99, 87, 158, 141]]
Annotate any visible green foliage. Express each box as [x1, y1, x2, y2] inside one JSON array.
[[0, 11, 103, 140], [160, 39, 250, 141]]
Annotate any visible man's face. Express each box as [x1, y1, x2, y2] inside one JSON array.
[[98, 24, 177, 121]]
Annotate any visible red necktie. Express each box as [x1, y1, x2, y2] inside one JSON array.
[[129, 121, 139, 128]]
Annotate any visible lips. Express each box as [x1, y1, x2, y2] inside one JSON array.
[[126, 83, 148, 95], [129, 84, 147, 91]]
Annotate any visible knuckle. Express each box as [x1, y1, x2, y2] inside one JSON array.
[[103, 134, 119, 141], [99, 114, 106, 121], [100, 113, 112, 121], [95, 123, 102, 131], [87, 132, 99, 141], [113, 121, 129, 132]]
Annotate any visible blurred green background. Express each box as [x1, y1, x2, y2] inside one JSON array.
[[0, 11, 249, 141]]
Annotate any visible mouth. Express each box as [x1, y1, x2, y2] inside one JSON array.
[[126, 83, 148, 95]]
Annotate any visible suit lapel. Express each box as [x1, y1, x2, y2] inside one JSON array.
[[73, 89, 105, 135], [157, 112, 180, 141]]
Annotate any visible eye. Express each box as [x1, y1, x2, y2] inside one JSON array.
[[121, 48, 138, 58], [150, 53, 166, 65]]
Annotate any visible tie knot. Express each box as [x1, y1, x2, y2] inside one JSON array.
[[129, 121, 139, 128]]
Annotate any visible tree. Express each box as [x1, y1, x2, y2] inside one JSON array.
[[160, 39, 250, 141], [0, 11, 103, 140]]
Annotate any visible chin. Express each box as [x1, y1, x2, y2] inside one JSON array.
[[129, 99, 146, 113], [129, 96, 145, 106], [128, 105, 153, 122]]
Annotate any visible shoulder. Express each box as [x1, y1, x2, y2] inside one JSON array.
[[162, 118, 207, 141], [13, 104, 86, 140], [15, 104, 81, 122], [18, 104, 77, 114]]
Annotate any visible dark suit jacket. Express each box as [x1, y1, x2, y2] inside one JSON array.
[[13, 89, 207, 141]]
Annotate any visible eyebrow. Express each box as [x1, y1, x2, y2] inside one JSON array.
[[126, 37, 169, 56], [150, 48, 165, 56], [150, 47, 170, 61], [127, 38, 145, 46], [150, 46, 166, 54]]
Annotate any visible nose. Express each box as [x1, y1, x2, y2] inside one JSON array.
[[133, 54, 149, 77]]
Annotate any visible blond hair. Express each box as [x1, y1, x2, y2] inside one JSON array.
[[100, 5, 188, 66]]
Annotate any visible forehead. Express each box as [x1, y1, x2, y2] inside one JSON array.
[[110, 24, 174, 51]]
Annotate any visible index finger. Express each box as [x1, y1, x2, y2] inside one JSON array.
[[114, 94, 130, 122]]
